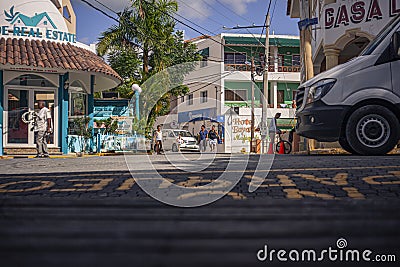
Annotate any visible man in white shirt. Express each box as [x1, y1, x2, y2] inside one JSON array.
[[34, 101, 52, 158], [154, 125, 163, 155]]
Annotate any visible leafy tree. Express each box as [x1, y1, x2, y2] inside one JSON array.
[[108, 49, 141, 81], [97, 9, 138, 56], [107, 49, 141, 99], [97, 0, 202, 135], [131, 0, 178, 77]]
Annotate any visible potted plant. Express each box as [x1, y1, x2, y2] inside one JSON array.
[[73, 117, 93, 156]]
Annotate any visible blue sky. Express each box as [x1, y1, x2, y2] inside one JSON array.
[[70, 0, 299, 45]]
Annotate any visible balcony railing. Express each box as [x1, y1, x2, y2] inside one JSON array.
[[224, 64, 300, 72]]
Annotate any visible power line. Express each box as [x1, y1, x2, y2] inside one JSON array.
[[79, 0, 119, 22], [82, 0, 258, 64], [170, 70, 236, 105], [253, 0, 274, 64], [176, 0, 224, 30], [174, 12, 217, 36], [91, 0, 118, 15], [199, 0, 238, 26], [214, 0, 252, 24]]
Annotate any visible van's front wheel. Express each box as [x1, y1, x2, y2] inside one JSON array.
[[339, 137, 359, 155], [346, 105, 400, 155]]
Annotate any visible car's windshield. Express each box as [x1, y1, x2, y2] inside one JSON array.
[[361, 15, 400, 56], [174, 131, 193, 137]]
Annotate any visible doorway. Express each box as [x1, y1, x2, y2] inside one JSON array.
[[4, 87, 58, 148]]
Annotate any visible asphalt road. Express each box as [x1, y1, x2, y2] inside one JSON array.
[[0, 154, 399, 267]]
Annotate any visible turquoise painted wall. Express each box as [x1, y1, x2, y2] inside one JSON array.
[[58, 73, 69, 154]]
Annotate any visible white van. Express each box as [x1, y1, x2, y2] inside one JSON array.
[[162, 129, 200, 152], [295, 15, 400, 155]]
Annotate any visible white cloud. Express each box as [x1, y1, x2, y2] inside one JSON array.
[[176, 0, 213, 20], [72, 0, 256, 20], [78, 36, 90, 44], [177, 0, 256, 20], [220, 0, 257, 15], [71, 0, 131, 12]]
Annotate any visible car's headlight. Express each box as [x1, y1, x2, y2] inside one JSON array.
[[306, 79, 336, 104]]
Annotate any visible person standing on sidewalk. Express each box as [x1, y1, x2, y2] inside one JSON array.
[[269, 113, 282, 151], [208, 125, 219, 152], [154, 125, 163, 155], [34, 101, 52, 158], [198, 125, 208, 152]]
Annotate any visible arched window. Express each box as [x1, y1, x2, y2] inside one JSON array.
[[6, 74, 56, 87], [68, 81, 88, 135], [69, 81, 87, 117]]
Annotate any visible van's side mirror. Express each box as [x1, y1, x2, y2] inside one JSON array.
[[392, 31, 400, 58]]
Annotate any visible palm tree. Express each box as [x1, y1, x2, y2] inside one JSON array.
[[97, 8, 137, 56], [97, 0, 178, 77]]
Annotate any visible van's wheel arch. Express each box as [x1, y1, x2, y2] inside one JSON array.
[[345, 105, 400, 155]]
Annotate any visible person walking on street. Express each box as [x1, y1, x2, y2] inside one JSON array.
[[154, 125, 163, 155], [199, 125, 208, 152], [34, 101, 52, 158], [208, 125, 219, 152], [269, 113, 282, 151], [176, 134, 184, 152]]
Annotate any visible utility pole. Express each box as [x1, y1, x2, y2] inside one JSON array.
[[300, 0, 315, 152], [228, 13, 270, 154], [250, 57, 255, 153], [261, 13, 270, 154]]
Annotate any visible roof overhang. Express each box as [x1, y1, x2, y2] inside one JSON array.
[[0, 37, 122, 91]]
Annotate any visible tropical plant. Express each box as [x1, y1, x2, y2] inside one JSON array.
[[97, 0, 202, 136], [94, 118, 118, 135], [73, 117, 93, 153], [97, 9, 138, 56]]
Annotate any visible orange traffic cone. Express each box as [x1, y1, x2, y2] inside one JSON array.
[[279, 141, 285, 154], [268, 142, 274, 154]]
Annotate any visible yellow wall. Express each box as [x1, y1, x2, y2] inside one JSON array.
[[56, 0, 76, 34]]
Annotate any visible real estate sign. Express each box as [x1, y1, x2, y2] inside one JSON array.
[[0, 1, 76, 43]]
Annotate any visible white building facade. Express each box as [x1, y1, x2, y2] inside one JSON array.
[[0, 0, 121, 155], [288, 0, 400, 74], [171, 33, 301, 153]]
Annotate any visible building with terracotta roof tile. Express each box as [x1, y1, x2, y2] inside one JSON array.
[[0, 0, 122, 155]]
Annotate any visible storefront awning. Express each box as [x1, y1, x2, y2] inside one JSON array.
[[0, 37, 122, 83], [224, 36, 300, 47]]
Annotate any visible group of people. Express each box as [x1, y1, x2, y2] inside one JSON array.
[[153, 124, 220, 154], [153, 112, 288, 155], [198, 125, 219, 152]]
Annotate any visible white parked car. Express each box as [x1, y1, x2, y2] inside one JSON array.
[[162, 129, 200, 152]]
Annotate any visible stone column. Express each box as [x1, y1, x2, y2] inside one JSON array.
[[273, 46, 279, 72], [324, 46, 341, 70], [273, 81, 278, 109]]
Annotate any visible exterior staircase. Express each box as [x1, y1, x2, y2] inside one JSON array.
[[4, 147, 63, 156]]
